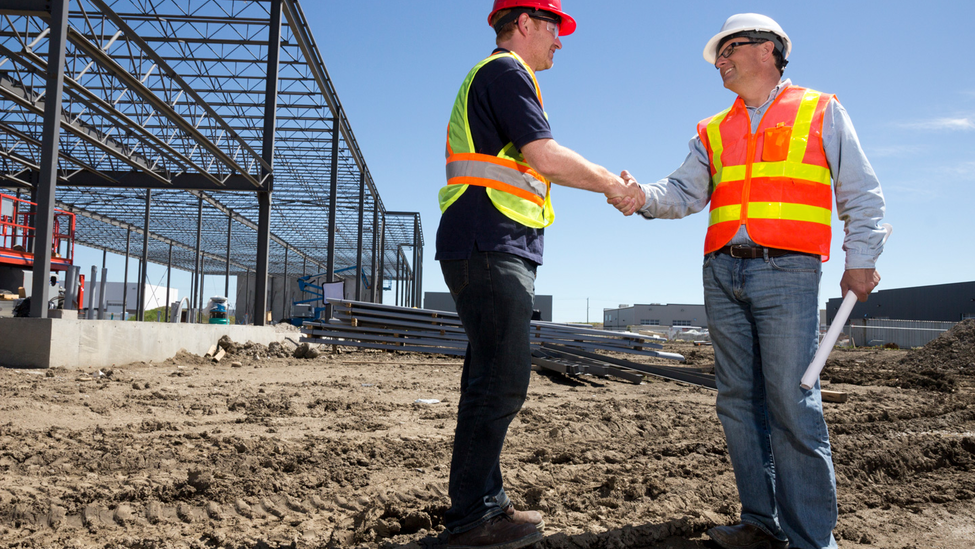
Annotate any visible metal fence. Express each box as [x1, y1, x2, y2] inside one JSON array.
[[842, 319, 957, 348]]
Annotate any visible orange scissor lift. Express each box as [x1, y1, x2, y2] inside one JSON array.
[[0, 193, 80, 306]]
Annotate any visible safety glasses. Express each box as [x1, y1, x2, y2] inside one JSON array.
[[716, 40, 765, 61], [530, 15, 560, 39]]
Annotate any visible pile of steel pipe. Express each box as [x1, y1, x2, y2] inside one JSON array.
[[300, 299, 688, 362]]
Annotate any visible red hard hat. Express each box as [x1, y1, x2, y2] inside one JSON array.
[[488, 0, 576, 36]]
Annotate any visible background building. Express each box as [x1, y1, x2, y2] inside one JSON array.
[[603, 303, 707, 330], [825, 281, 975, 323]]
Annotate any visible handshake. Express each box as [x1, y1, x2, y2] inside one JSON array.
[[605, 170, 645, 216]]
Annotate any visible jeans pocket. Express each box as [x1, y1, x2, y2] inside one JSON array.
[[769, 254, 819, 273], [702, 252, 715, 269], [441, 260, 469, 299]]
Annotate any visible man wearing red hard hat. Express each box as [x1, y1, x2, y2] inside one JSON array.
[[436, 2, 641, 548]]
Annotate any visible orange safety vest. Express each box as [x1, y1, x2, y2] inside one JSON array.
[[440, 51, 554, 229], [699, 86, 835, 260]]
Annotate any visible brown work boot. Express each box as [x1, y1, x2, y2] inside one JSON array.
[[504, 504, 545, 530], [706, 523, 788, 549], [447, 513, 543, 549]]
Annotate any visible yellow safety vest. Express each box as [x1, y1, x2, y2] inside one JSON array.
[[439, 51, 555, 229]]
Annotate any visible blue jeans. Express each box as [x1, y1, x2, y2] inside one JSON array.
[[703, 252, 837, 549], [440, 250, 537, 534]]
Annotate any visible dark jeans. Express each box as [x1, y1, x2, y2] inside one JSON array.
[[440, 250, 537, 534]]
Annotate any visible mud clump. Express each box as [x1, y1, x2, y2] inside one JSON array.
[[217, 334, 238, 354], [293, 342, 322, 359]]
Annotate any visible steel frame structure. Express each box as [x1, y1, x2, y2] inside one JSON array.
[[0, 0, 423, 323]]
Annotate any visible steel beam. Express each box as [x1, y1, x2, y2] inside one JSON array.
[[0, 0, 50, 16], [56, 171, 266, 191]]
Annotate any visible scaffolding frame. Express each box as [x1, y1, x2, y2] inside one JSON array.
[[0, 0, 423, 323]]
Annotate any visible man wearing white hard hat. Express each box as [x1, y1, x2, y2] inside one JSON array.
[[611, 13, 887, 549]]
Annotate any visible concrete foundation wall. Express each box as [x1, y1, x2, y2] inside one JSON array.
[[0, 318, 300, 369]]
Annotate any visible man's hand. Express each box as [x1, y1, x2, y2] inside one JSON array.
[[606, 170, 645, 216], [841, 268, 881, 302]]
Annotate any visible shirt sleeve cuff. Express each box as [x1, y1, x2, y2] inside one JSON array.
[[844, 252, 878, 270]]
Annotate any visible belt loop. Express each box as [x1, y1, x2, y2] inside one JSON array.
[[762, 247, 770, 261]]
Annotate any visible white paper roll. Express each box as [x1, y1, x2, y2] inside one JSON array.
[[800, 223, 892, 390], [801, 291, 857, 389]]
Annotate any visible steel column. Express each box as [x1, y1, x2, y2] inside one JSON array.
[[326, 114, 339, 282], [192, 196, 203, 323], [122, 228, 130, 320], [283, 245, 290, 321], [198, 255, 206, 323], [418, 245, 424, 308], [355, 171, 365, 300], [137, 189, 151, 321], [377, 214, 385, 304], [255, 0, 283, 326], [98, 267, 107, 320], [411, 213, 420, 307], [86, 266, 97, 319], [371, 197, 379, 303], [395, 247, 401, 307], [165, 242, 172, 322], [225, 213, 232, 299], [28, 0, 68, 318]]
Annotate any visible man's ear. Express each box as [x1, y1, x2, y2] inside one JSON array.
[[517, 13, 531, 36]]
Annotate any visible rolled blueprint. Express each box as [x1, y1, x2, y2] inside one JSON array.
[[800, 223, 892, 390], [801, 291, 857, 389]]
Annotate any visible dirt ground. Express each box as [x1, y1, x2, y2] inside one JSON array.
[[1, 321, 973, 549]]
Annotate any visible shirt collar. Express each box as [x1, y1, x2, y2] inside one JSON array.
[[749, 79, 793, 111]]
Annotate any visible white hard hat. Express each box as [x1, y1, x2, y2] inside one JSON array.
[[703, 13, 791, 64]]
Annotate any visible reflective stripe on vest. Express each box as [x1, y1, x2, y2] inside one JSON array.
[[699, 86, 834, 260], [439, 51, 555, 229]]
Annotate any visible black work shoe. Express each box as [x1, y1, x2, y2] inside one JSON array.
[[447, 514, 543, 549], [706, 523, 788, 549]]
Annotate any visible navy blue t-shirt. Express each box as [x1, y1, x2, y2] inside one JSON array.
[[435, 49, 552, 266]]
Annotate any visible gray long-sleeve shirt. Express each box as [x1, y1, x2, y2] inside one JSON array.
[[638, 79, 886, 269]]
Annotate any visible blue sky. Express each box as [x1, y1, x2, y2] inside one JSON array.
[[76, 1, 974, 323]]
